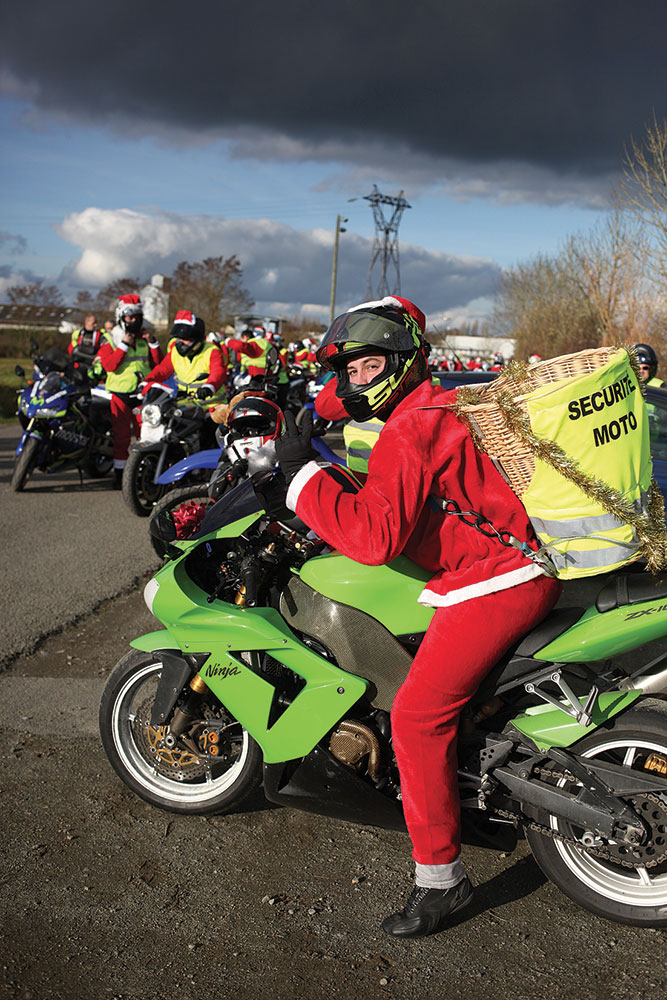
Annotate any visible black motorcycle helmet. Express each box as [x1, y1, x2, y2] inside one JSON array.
[[316, 299, 430, 421], [171, 310, 206, 357], [633, 343, 659, 381], [227, 396, 284, 443]]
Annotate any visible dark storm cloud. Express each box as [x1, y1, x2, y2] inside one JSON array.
[[2, 0, 666, 178]]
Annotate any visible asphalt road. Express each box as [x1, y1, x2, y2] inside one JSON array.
[[0, 422, 666, 1000], [0, 423, 160, 666]]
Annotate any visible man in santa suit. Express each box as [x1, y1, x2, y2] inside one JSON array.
[[98, 295, 163, 488], [275, 297, 561, 938]]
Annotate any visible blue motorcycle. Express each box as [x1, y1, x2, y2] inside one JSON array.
[[12, 345, 114, 492]]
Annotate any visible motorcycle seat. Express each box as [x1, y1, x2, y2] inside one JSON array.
[[595, 573, 667, 613], [512, 606, 586, 658]]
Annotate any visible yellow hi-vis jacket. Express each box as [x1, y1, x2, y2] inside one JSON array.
[[342, 418, 384, 476], [515, 349, 654, 580], [101, 334, 152, 394], [171, 343, 227, 406]]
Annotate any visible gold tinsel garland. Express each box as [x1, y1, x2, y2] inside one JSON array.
[[453, 350, 667, 574]]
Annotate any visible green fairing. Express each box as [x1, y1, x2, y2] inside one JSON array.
[[131, 556, 367, 763], [533, 597, 667, 662], [299, 553, 434, 635], [513, 690, 641, 751]]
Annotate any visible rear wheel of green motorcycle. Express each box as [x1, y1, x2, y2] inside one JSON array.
[[99, 650, 262, 814], [10, 436, 39, 492], [525, 698, 667, 926]]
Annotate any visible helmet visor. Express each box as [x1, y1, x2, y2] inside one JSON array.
[[317, 311, 421, 370]]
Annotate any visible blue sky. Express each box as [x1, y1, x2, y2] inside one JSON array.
[[0, 1, 662, 327]]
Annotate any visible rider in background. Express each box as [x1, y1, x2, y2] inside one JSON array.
[[275, 296, 561, 939], [226, 327, 272, 389], [142, 310, 228, 447], [98, 295, 163, 488], [634, 343, 666, 388], [68, 313, 105, 382]]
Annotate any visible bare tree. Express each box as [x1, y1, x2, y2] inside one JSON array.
[[492, 252, 601, 360], [96, 277, 145, 312], [6, 279, 63, 306], [563, 209, 656, 346], [619, 112, 667, 293], [169, 256, 253, 329]]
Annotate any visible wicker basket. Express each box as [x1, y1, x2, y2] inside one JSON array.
[[460, 347, 619, 497]]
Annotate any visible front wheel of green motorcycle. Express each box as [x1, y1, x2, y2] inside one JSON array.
[[99, 650, 262, 814], [525, 698, 667, 926]]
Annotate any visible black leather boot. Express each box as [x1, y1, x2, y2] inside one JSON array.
[[381, 877, 473, 938], [113, 469, 123, 490]]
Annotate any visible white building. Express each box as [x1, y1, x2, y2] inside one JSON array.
[[141, 275, 170, 327]]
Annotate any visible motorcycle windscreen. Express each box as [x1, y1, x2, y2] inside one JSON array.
[[191, 476, 264, 538]]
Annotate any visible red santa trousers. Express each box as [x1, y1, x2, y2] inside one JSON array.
[[110, 393, 141, 464], [391, 573, 562, 865]]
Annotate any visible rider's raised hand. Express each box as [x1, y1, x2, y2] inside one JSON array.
[[275, 409, 317, 484]]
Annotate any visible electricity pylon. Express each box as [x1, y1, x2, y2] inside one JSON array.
[[364, 184, 411, 299]]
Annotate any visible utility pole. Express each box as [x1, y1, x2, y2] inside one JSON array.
[[364, 184, 411, 299], [329, 214, 347, 324]]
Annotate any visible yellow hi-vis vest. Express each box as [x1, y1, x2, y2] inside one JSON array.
[[343, 418, 384, 474], [104, 336, 151, 393], [515, 349, 655, 580], [171, 343, 227, 406]]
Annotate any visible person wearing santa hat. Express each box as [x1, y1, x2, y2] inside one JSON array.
[[98, 295, 163, 488], [141, 309, 229, 444], [274, 296, 561, 938]]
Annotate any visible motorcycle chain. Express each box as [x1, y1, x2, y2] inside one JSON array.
[[489, 767, 667, 870]]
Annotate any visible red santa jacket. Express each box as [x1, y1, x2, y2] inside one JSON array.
[[314, 376, 347, 421], [286, 379, 546, 608]]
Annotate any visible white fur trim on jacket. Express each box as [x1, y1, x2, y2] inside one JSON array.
[[285, 460, 325, 510], [418, 562, 545, 609]]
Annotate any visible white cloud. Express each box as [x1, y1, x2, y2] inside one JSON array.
[[56, 207, 500, 324]]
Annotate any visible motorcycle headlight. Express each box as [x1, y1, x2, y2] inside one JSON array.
[[141, 403, 162, 427], [19, 397, 30, 415]]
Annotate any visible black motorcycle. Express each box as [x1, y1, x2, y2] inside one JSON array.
[[121, 379, 218, 517]]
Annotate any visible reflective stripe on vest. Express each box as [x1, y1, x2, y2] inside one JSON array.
[[343, 418, 384, 473], [171, 343, 227, 405], [529, 491, 650, 538], [547, 538, 641, 574], [105, 338, 150, 393]]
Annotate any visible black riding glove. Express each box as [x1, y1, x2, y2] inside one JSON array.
[[275, 409, 317, 485], [196, 386, 214, 400]]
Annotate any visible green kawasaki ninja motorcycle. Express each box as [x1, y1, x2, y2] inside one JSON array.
[[99, 472, 667, 927]]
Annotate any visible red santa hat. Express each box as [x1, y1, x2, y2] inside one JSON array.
[[173, 309, 197, 326], [348, 295, 426, 335]]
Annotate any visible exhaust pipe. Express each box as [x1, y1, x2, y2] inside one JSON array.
[[619, 663, 667, 695]]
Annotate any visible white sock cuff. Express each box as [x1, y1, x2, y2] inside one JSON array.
[[415, 858, 465, 890]]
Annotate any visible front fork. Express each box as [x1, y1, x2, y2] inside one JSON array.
[[15, 419, 42, 458]]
